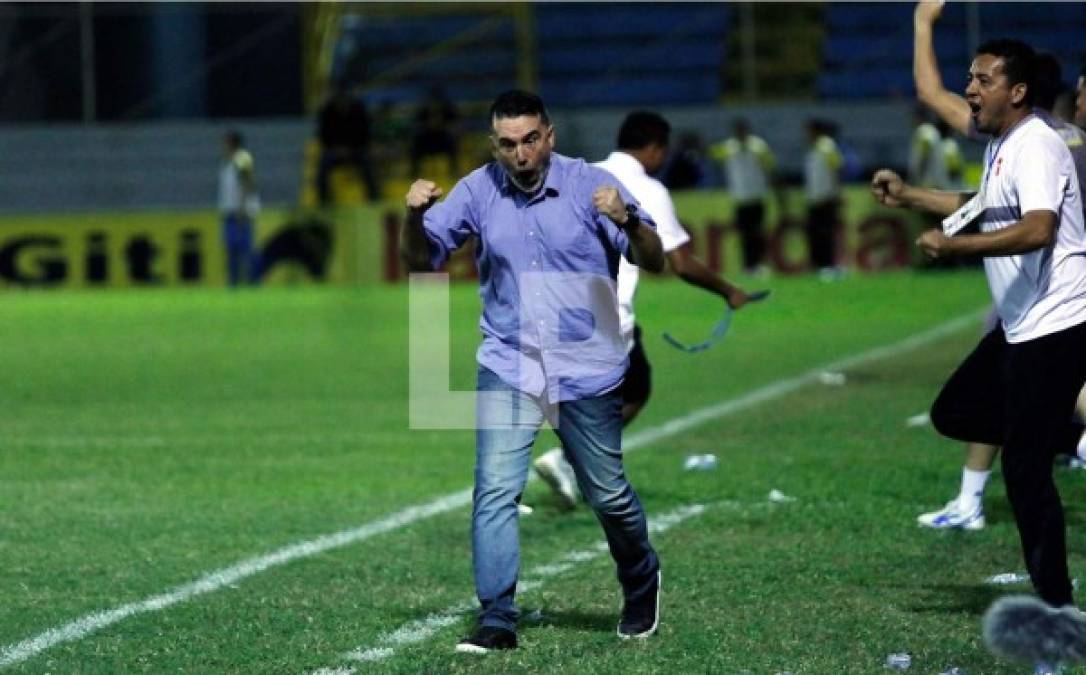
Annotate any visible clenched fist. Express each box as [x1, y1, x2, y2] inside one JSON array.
[[916, 229, 950, 259], [914, 0, 945, 26], [592, 186, 628, 225], [406, 180, 443, 213], [871, 169, 908, 208]]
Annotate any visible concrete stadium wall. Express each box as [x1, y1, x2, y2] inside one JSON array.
[[0, 101, 977, 214], [0, 119, 311, 215]]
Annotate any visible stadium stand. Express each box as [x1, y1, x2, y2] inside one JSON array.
[[819, 2, 1086, 100]]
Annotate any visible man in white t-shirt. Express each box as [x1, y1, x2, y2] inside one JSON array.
[[534, 111, 755, 507], [912, 0, 1086, 533], [873, 37, 1086, 610]]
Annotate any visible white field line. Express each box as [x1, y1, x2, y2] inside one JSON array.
[[330, 504, 708, 671], [0, 308, 985, 670]]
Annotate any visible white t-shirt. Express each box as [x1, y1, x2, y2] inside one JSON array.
[[218, 149, 260, 215], [713, 135, 774, 203], [908, 122, 948, 189], [595, 151, 691, 352], [804, 135, 842, 203], [979, 115, 1086, 343]]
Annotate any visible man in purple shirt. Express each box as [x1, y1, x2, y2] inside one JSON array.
[[400, 90, 666, 653]]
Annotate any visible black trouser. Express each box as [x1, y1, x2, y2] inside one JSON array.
[[805, 199, 839, 269], [931, 321, 1086, 607], [735, 201, 767, 271]]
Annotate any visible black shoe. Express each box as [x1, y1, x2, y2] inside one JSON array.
[[455, 625, 517, 653], [617, 571, 661, 639]]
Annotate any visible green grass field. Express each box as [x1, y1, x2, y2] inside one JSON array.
[[3, 269, 1082, 674]]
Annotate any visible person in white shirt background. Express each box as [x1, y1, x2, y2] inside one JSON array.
[[804, 119, 844, 280], [712, 118, 777, 276], [219, 130, 260, 286], [533, 111, 757, 507]]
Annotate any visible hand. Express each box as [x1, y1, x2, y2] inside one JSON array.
[[871, 169, 908, 208], [914, 0, 945, 26], [592, 186, 628, 225], [916, 228, 950, 259], [726, 288, 750, 310], [406, 180, 442, 213]]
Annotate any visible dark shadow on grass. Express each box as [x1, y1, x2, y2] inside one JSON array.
[[903, 583, 1005, 615], [981, 498, 1015, 525], [520, 607, 615, 633]]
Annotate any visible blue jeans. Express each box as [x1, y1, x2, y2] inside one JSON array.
[[473, 367, 659, 631], [222, 214, 256, 286]]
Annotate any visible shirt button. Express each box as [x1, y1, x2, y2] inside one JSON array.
[[529, 231, 534, 236]]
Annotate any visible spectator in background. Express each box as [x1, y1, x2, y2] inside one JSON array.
[[316, 82, 381, 204], [908, 106, 946, 188], [218, 130, 260, 286], [661, 131, 707, 190], [804, 119, 843, 279], [373, 100, 410, 178], [937, 120, 965, 190], [410, 86, 460, 178], [712, 118, 776, 275]]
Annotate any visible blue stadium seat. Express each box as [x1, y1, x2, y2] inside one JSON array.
[[540, 43, 722, 75], [536, 3, 728, 41], [542, 74, 719, 107]]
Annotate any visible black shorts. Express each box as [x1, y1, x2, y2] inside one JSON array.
[[620, 324, 652, 406]]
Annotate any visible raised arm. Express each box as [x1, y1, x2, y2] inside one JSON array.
[[914, 1, 972, 135], [400, 179, 443, 272]]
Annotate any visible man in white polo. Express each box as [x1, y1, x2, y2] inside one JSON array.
[[872, 38, 1086, 610]]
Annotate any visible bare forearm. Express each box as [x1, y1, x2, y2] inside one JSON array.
[[671, 254, 738, 299], [400, 210, 434, 271], [914, 22, 971, 135], [945, 216, 1055, 257], [901, 185, 971, 216], [626, 224, 665, 273]]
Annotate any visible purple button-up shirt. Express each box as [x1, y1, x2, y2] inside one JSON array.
[[423, 153, 655, 402]]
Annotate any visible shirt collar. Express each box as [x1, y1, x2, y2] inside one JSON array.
[[499, 154, 564, 198]]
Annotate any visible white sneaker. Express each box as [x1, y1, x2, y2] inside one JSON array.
[[533, 448, 578, 508], [917, 499, 986, 530]]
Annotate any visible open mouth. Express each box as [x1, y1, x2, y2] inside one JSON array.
[[968, 101, 981, 116]]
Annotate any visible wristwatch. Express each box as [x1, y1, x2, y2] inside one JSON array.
[[622, 203, 640, 231]]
